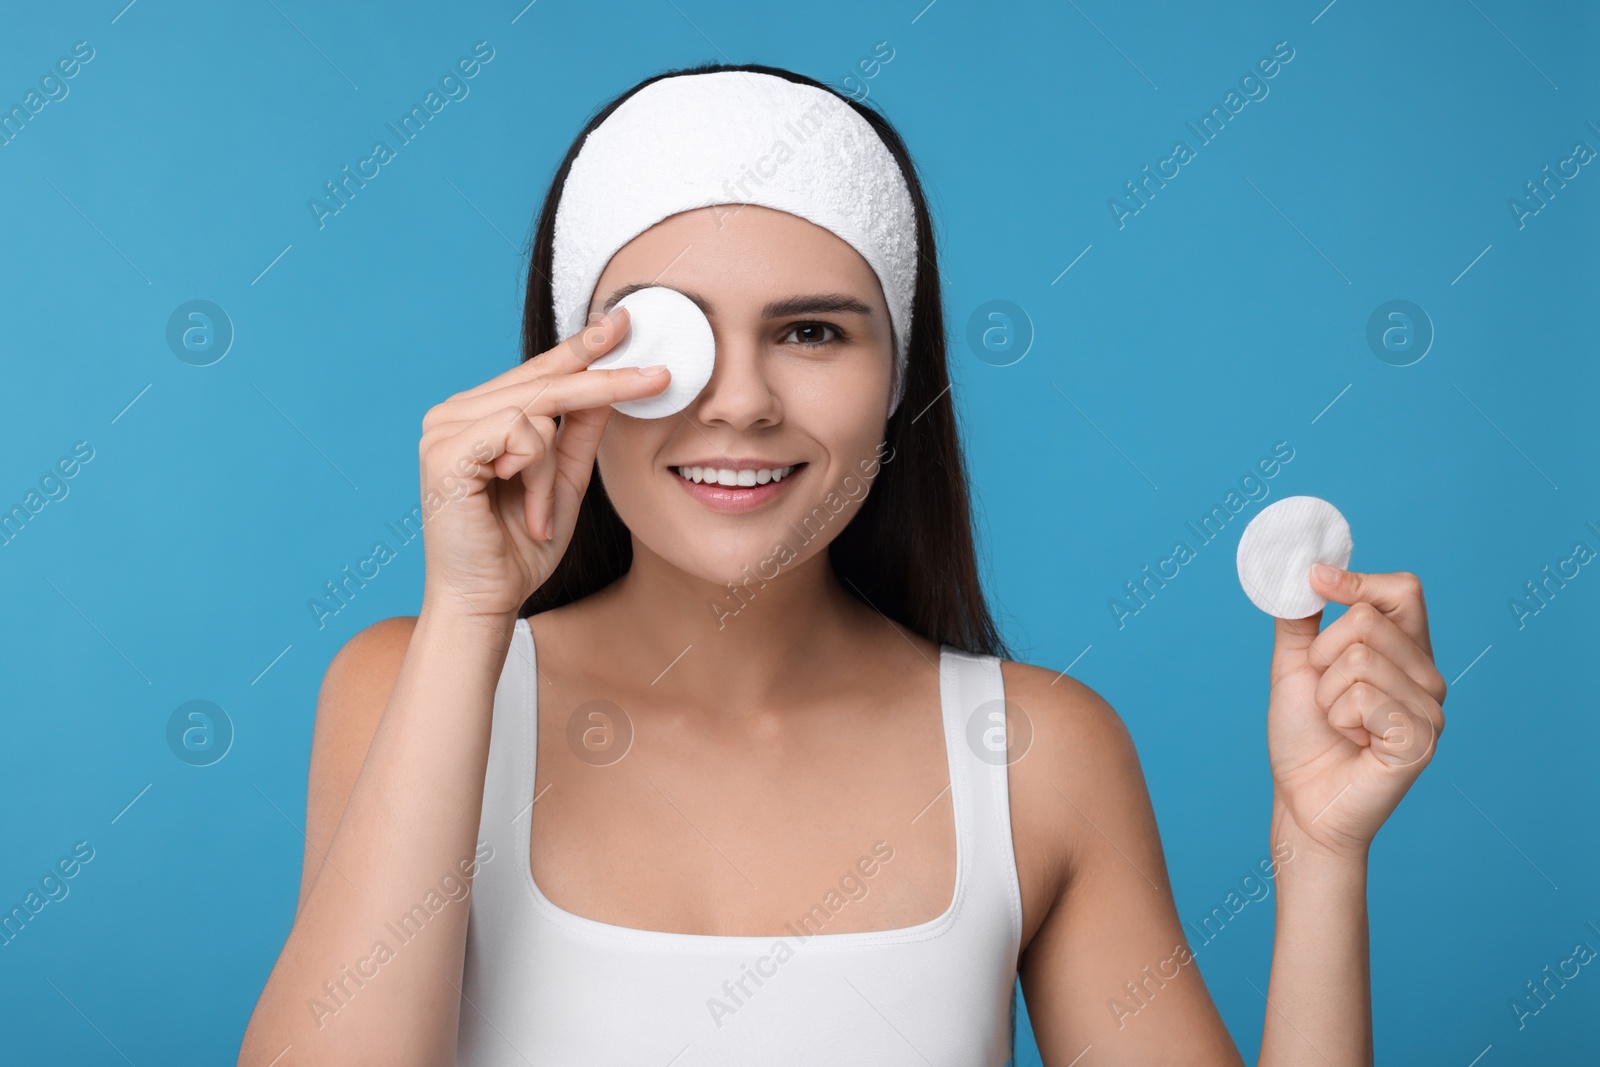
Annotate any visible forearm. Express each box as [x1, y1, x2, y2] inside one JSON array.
[[1257, 803, 1373, 1067], [239, 602, 516, 1065]]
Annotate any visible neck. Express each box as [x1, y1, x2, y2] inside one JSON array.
[[588, 538, 874, 708]]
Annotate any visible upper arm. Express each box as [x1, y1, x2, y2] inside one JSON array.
[[295, 615, 418, 913], [1003, 662, 1244, 1065]]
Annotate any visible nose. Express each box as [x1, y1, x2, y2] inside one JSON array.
[[691, 328, 781, 430]]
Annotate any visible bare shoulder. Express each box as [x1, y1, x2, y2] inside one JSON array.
[[1000, 659, 1138, 762], [998, 660, 1160, 945], [318, 616, 419, 704], [297, 616, 419, 908]]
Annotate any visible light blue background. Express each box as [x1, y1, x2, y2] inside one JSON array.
[[1, 1, 1595, 1063]]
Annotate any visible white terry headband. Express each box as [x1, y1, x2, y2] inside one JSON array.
[[551, 70, 920, 414]]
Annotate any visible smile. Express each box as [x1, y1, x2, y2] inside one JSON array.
[[670, 462, 808, 513], [672, 465, 798, 486]]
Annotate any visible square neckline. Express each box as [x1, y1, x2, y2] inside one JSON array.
[[513, 615, 968, 947]]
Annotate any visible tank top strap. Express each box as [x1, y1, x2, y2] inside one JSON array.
[[476, 617, 537, 867], [939, 645, 1025, 955]]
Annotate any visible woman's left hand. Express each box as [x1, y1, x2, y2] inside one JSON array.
[[1264, 565, 1448, 859]]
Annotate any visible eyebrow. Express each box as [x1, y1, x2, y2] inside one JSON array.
[[599, 282, 875, 321]]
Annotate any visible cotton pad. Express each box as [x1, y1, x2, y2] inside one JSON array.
[[1236, 496, 1354, 619], [585, 286, 715, 419]]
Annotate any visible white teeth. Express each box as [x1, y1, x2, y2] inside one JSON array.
[[674, 465, 796, 486]]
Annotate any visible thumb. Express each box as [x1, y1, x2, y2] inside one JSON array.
[[1269, 609, 1324, 687]]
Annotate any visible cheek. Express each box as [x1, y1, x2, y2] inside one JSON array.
[[779, 356, 890, 439], [806, 399, 886, 469], [594, 417, 663, 498]]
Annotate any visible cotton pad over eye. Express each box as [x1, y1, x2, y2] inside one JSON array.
[[1236, 496, 1354, 619], [585, 286, 715, 419]]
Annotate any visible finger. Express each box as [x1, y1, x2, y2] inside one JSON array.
[[548, 406, 611, 537], [1360, 693, 1439, 768], [457, 306, 632, 400], [441, 362, 670, 427], [420, 408, 553, 559], [518, 414, 560, 542], [1308, 601, 1447, 704], [1325, 681, 1381, 747], [420, 401, 611, 523], [422, 406, 544, 475], [437, 406, 554, 497], [1309, 565, 1433, 658], [1313, 642, 1444, 738], [1325, 681, 1439, 768]]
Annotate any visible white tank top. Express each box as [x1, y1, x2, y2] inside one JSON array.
[[457, 616, 1024, 1064]]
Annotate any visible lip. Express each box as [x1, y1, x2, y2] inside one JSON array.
[[673, 457, 803, 470], [670, 461, 807, 513]]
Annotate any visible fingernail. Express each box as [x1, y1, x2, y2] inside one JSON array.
[[637, 363, 669, 376], [1312, 563, 1341, 585], [543, 515, 555, 541]]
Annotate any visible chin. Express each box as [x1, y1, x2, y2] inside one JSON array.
[[659, 525, 819, 591]]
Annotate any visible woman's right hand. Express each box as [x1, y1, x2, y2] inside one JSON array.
[[415, 306, 667, 622]]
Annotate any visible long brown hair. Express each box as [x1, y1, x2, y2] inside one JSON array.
[[517, 62, 1008, 659]]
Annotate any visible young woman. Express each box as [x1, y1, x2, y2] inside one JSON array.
[[240, 63, 1446, 1066]]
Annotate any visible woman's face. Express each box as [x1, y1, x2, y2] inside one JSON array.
[[589, 204, 895, 587]]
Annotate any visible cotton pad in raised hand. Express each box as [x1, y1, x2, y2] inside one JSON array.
[[1236, 496, 1354, 619], [584, 286, 715, 419]]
